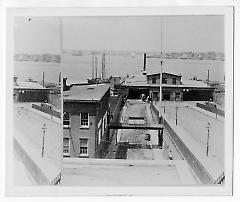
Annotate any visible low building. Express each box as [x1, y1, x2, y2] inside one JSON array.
[[115, 72, 214, 101], [63, 84, 110, 158], [13, 76, 50, 102]]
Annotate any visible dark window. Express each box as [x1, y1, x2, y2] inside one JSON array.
[[63, 138, 70, 156], [172, 78, 177, 85], [79, 138, 88, 156], [80, 113, 89, 127], [63, 112, 70, 127], [152, 77, 156, 84], [162, 78, 167, 84]]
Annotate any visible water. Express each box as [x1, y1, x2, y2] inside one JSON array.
[[14, 61, 61, 83], [61, 54, 225, 84], [14, 55, 225, 84]]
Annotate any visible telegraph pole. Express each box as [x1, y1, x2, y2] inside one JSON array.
[[159, 16, 163, 124], [206, 122, 211, 156], [175, 105, 179, 125], [42, 123, 47, 157]]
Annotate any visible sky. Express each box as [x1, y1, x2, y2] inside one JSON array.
[[62, 16, 224, 53], [14, 17, 61, 54], [14, 15, 224, 54]]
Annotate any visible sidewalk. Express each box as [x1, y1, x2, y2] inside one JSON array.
[[154, 102, 224, 180]]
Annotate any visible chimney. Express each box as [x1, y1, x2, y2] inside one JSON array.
[[13, 75, 18, 86], [142, 53, 147, 75], [63, 77, 68, 90]]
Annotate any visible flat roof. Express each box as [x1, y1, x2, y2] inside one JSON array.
[[61, 158, 197, 186], [122, 74, 213, 89], [14, 81, 48, 90], [64, 84, 110, 102]]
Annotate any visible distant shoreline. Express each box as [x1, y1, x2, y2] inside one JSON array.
[[14, 50, 224, 62]]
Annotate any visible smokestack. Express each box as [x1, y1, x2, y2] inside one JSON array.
[[142, 53, 147, 75], [143, 53, 146, 71], [58, 72, 61, 85], [13, 75, 18, 86]]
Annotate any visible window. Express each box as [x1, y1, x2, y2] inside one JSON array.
[[162, 78, 167, 84], [172, 78, 177, 85], [63, 138, 70, 157], [80, 113, 89, 128], [152, 77, 156, 84], [79, 138, 88, 156], [63, 112, 70, 128]]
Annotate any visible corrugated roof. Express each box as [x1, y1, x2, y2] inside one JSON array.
[[64, 84, 110, 102]]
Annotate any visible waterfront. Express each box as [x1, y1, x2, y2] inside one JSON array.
[[14, 61, 61, 83], [61, 54, 224, 84]]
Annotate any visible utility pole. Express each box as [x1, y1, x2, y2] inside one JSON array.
[[206, 122, 211, 157], [175, 105, 179, 125], [159, 16, 163, 124], [42, 123, 47, 157], [163, 100, 166, 113]]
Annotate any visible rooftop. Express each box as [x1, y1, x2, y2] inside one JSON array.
[[123, 74, 212, 88], [14, 81, 48, 90], [147, 71, 182, 77], [61, 158, 197, 186], [63, 84, 110, 102]]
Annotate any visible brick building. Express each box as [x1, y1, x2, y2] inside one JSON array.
[[63, 84, 110, 158]]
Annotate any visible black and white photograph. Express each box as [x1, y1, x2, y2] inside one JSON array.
[[12, 17, 62, 185], [61, 15, 226, 186], [4, 5, 234, 197]]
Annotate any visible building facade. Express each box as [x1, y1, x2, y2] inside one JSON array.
[[115, 72, 214, 101], [147, 73, 183, 101], [63, 84, 110, 158], [13, 76, 50, 102], [147, 72, 182, 85]]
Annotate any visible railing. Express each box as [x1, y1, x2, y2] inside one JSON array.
[[110, 95, 124, 123], [32, 103, 61, 118], [214, 172, 225, 184], [196, 102, 225, 117], [149, 102, 160, 123], [163, 119, 215, 184], [14, 137, 60, 185]]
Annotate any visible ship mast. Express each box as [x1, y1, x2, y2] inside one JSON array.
[[102, 53, 106, 80], [92, 54, 94, 79]]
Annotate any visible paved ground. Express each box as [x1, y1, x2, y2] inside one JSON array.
[[61, 158, 197, 186], [14, 153, 35, 186], [14, 103, 62, 168], [14, 103, 62, 185], [156, 101, 224, 179], [117, 100, 165, 160]]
